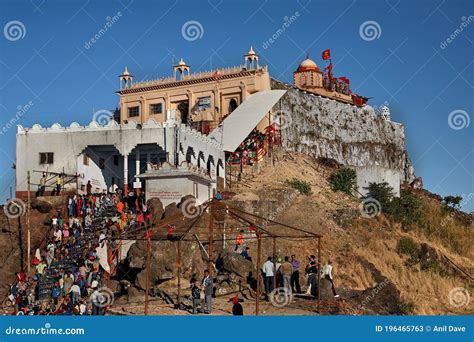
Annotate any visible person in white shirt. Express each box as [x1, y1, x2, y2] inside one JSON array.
[[70, 283, 81, 304], [54, 229, 62, 242], [262, 256, 275, 294], [321, 260, 339, 297]]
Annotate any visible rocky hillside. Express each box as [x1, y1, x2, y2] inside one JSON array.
[[228, 151, 473, 315]]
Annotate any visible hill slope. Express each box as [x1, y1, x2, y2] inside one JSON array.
[[229, 151, 473, 315]]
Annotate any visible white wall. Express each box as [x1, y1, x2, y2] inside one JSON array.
[[145, 176, 213, 207], [354, 165, 401, 197], [77, 154, 107, 193], [16, 120, 224, 195]]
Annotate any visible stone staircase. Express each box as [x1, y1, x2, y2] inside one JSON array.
[[37, 202, 118, 300]]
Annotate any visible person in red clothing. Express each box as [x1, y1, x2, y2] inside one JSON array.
[[231, 296, 243, 315], [116, 200, 124, 215], [16, 272, 26, 283], [235, 230, 245, 252]]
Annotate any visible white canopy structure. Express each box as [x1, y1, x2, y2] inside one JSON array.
[[209, 90, 287, 152]]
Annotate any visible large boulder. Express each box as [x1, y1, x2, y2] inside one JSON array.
[[147, 198, 164, 224], [127, 286, 145, 302], [163, 202, 181, 219], [358, 277, 403, 314], [319, 277, 334, 300], [127, 239, 201, 289], [31, 199, 53, 214], [221, 251, 254, 277]]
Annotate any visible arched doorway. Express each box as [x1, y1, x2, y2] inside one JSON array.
[[177, 101, 189, 124], [228, 99, 238, 114]]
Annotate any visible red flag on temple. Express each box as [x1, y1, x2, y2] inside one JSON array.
[[325, 61, 333, 79], [322, 49, 331, 60]]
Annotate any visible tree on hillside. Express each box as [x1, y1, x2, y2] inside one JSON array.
[[363, 182, 395, 212], [389, 189, 423, 230], [442, 195, 462, 211]]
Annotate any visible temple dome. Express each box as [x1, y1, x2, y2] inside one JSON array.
[[297, 56, 320, 72]]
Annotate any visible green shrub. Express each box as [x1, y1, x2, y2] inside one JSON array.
[[388, 189, 423, 230], [420, 259, 447, 276], [364, 182, 395, 212], [397, 237, 418, 259], [286, 178, 312, 195], [329, 168, 357, 195]]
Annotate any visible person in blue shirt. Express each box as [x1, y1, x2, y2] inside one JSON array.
[[240, 247, 252, 261]]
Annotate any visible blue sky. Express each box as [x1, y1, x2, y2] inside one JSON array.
[[0, 0, 473, 211]]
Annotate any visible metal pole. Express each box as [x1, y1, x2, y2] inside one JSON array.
[[27, 171, 31, 276], [256, 232, 261, 316], [145, 233, 151, 315], [17, 216, 24, 273], [317, 237, 321, 312], [222, 222, 226, 250], [272, 236, 276, 290], [208, 204, 214, 273], [177, 240, 181, 305]]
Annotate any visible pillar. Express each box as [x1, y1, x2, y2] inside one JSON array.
[[135, 151, 141, 194], [135, 151, 140, 179], [123, 154, 129, 194], [187, 91, 193, 120]]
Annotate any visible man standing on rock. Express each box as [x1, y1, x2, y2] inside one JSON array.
[[202, 270, 213, 314], [321, 260, 339, 298], [290, 255, 301, 293]]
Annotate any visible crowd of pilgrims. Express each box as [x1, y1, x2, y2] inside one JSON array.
[[8, 191, 150, 315], [229, 129, 267, 165]]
